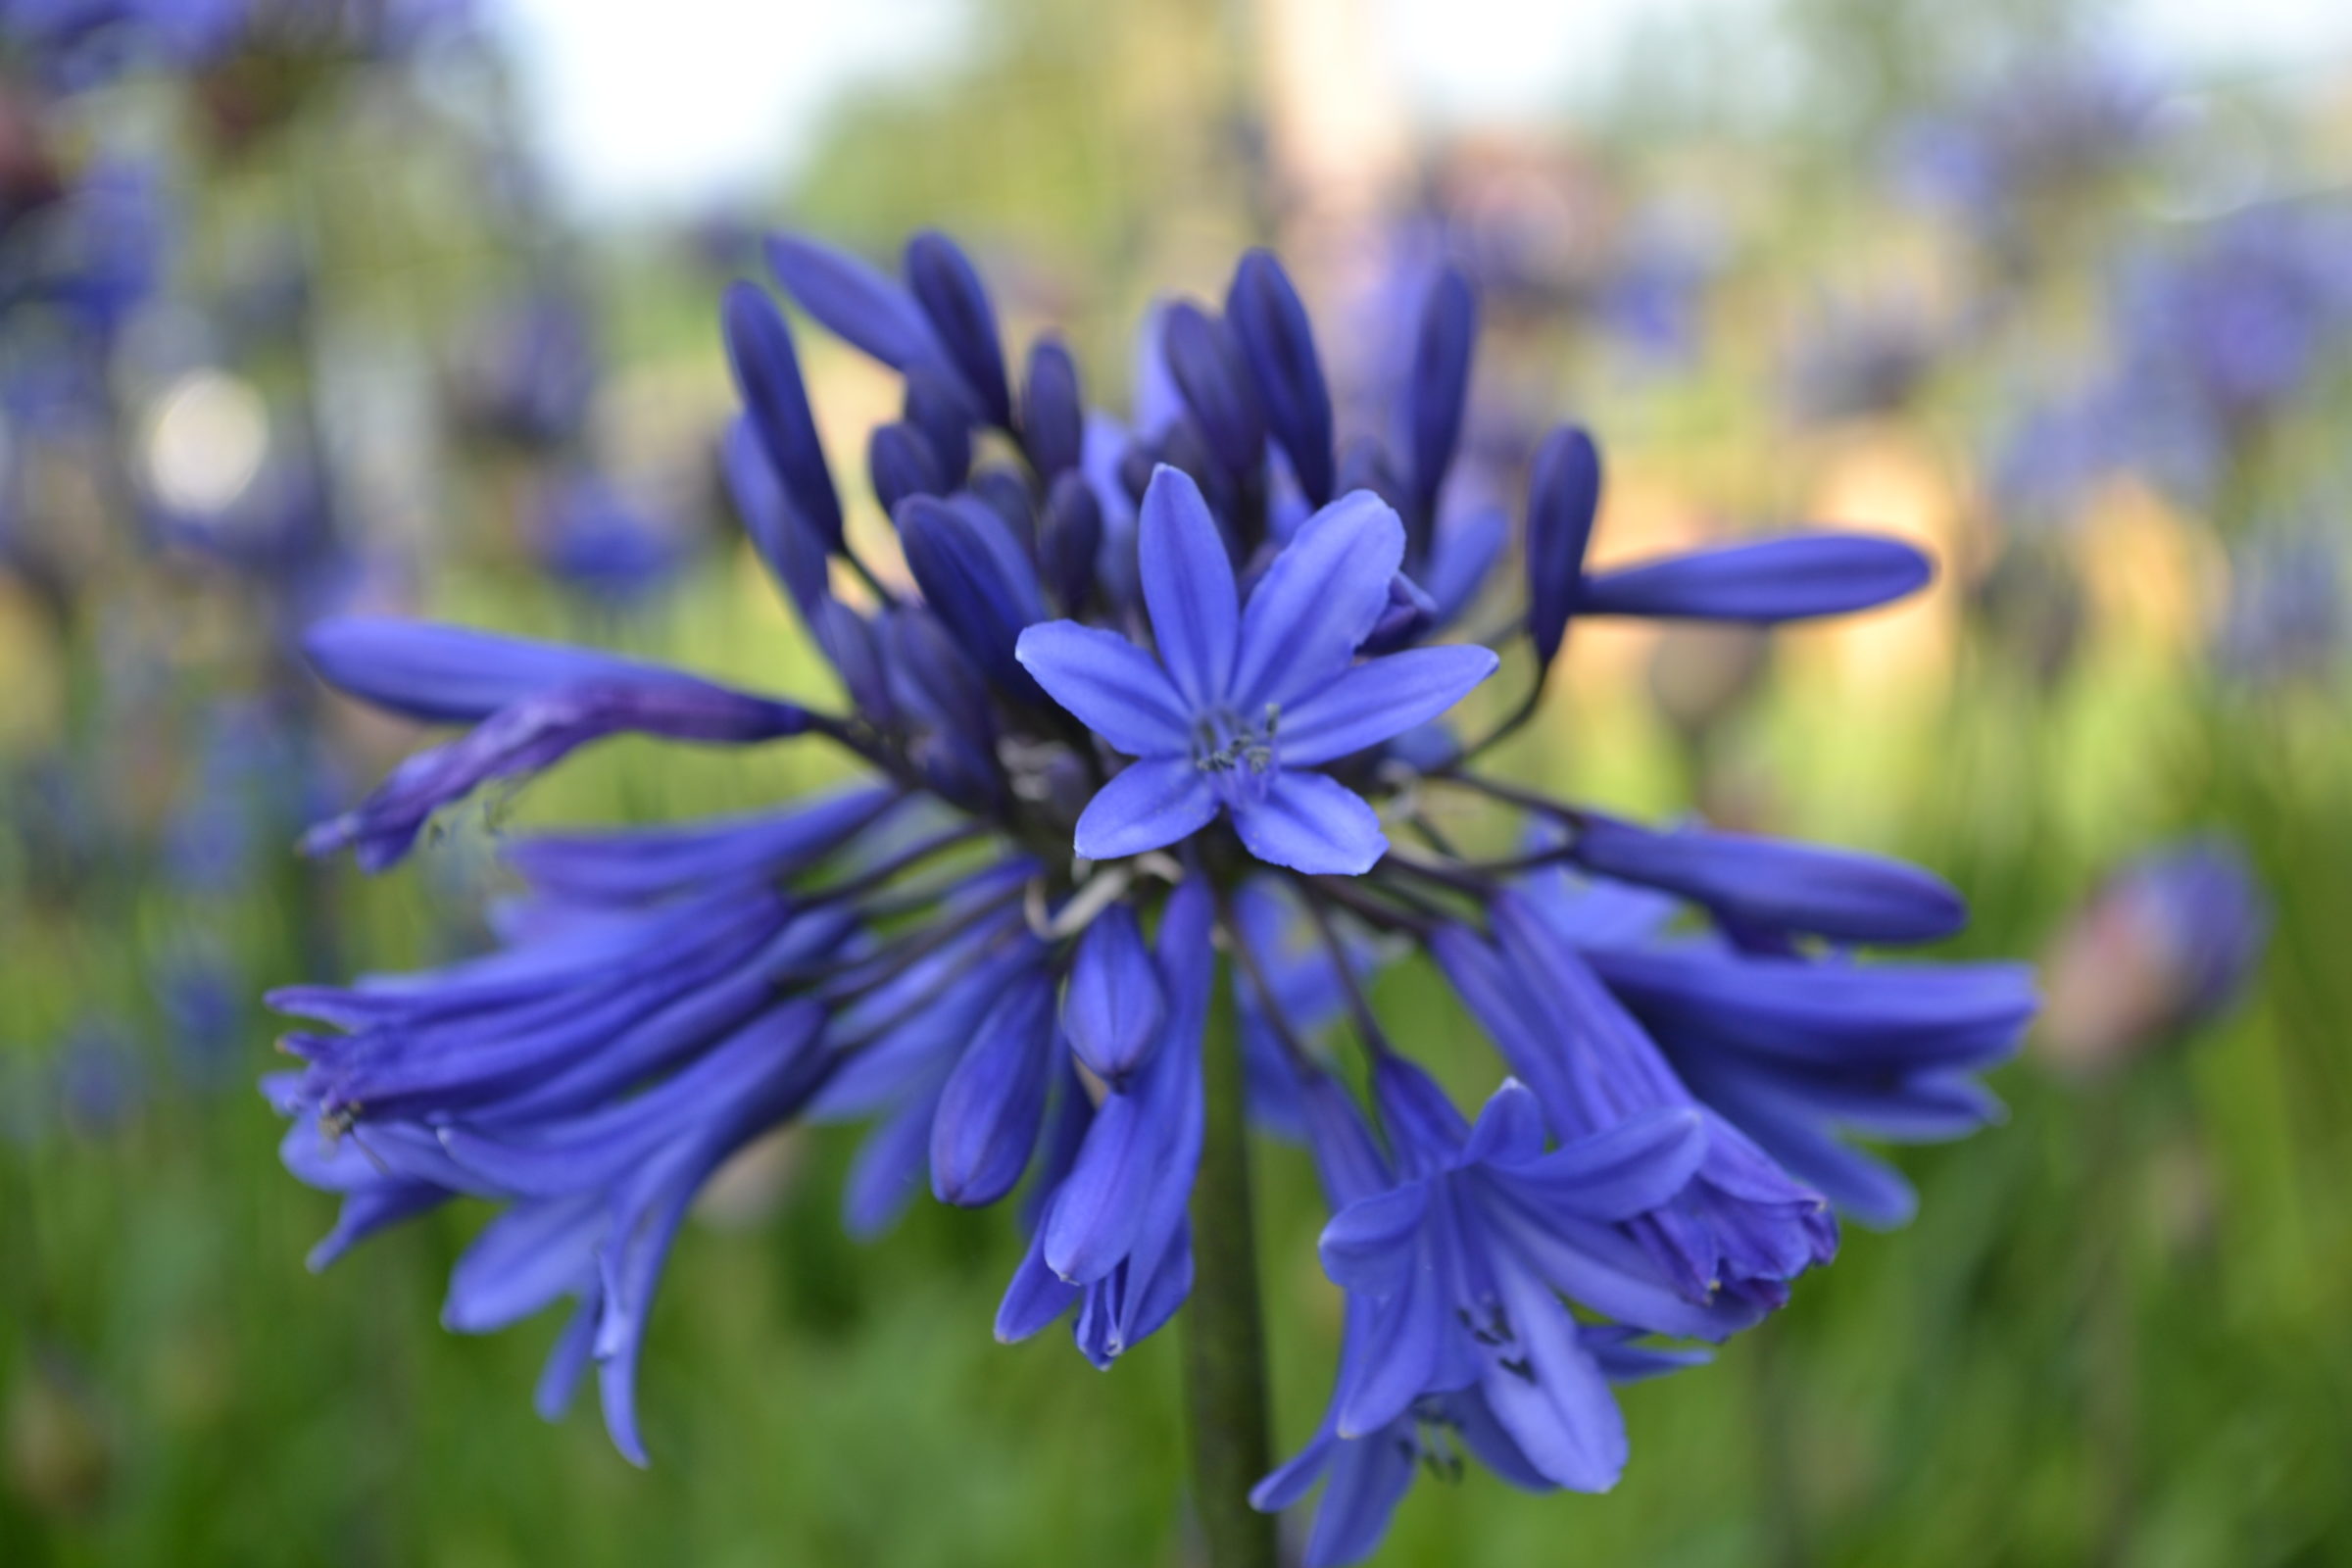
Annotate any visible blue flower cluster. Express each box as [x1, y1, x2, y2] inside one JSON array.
[[271, 230, 2035, 1559]]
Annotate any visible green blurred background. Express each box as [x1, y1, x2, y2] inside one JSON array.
[[5, 0, 2352, 1562]]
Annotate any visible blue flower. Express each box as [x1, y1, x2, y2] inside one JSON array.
[[1253, 1069, 1706, 1565], [1281, 1058, 1735, 1507], [2040, 835, 2268, 1074], [1016, 466, 1497, 873]]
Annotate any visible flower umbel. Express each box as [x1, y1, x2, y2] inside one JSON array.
[[270, 231, 2033, 1561]]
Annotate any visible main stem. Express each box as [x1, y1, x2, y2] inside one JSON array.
[[1184, 956, 1279, 1568]]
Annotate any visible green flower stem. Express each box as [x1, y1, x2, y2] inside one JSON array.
[[1183, 952, 1280, 1568]]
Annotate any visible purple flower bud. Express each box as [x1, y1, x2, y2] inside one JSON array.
[[1039, 469, 1102, 612], [1062, 905, 1166, 1083], [1227, 249, 1334, 505], [1526, 424, 1601, 668], [1020, 336, 1084, 481], [905, 229, 1012, 426], [1578, 533, 1933, 622], [1406, 267, 1477, 520], [929, 969, 1057, 1206], [1163, 300, 1266, 481], [866, 420, 941, 515], [904, 367, 975, 485], [721, 417, 828, 612], [720, 281, 842, 550], [764, 230, 940, 371]]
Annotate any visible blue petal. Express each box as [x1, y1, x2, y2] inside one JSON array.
[[1358, 570, 1440, 657], [1021, 336, 1084, 479], [1458, 1079, 1548, 1167], [720, 280, 843, 549], [1015, 621, 1190, 758], [1476, 1194, 1757, 1342], [1525, 425, 1601, 667], [1278, 644, 1498, 767], [763, 230, 941, 371], [1062, 905, 1167, 1082], [1588, 947, 2035, 1070], [1137, 465, 1239, 712], [1163, 300, 1266, 479], [1577, 532, 1933, 622], [897, 495, 1047, 702], [1250, 1426, 1339, 1515], [905, 229, 1012, 426], [1229, 491, 1406, 714], [1568, 813, 1968, 945], [1484, 1107, 1707, 1221], [928, 970, 1057, 1206], [843, 1087, 943, 1240], [1406, 268, 1477, 517], [1370, 1051, 1475, 1173], [1334, 1228, 1446, 1437], [1511, 863, 1677, 951], [1319, 1182, 1429, 1293], [1227, 249, 1335, 506], [904, 366, 977, 482], [1301, 1427, 1420, 1568], [1230, 770, 1387, 876], [1041, 1089, 1156, 1284], [867, 420, 942, 514], [1423, 504, 1505, 627], [720, 417, 829, 612], [501, 787, 897, 904], [996, 1228, 1083, 1342], [1479, 1256, 1626, 1492], [303, 675, 810, 872], [1039, 471, 1103, 612], [303, 616, 669, 725], [1073, 758, 1220, 861], [1296, 1070, 1394, 1211], [533, 1295, 602, 1420], [443, 1196, 602, 1333]]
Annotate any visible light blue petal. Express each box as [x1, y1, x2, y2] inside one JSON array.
[[1230, 491, 1405, 713], [1230, 770, 1387, 875], [1016, 621, 1191, 758], [1073, 759, 1219, 861], [1278, 645, 1498, 767], [1137, 466, 1239, 711]]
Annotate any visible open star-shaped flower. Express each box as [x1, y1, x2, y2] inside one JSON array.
[[1015, 465, 1498, 874]]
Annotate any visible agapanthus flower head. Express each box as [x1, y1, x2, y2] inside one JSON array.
[[2038, 835, 2268, 1076], [267, 226, 2031, 1559]]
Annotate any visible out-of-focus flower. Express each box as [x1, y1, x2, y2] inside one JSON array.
[[451, 291, 598, 453], [1894, 58, 2159, 255], [525, 470, 691, 607], [2038, 836, 2268, 1075], [1781, 288, 1947, 424], [54, 1019, 142, 1135], [2100, 202, 2352, 500], [2214, 527, 2345, 688]]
